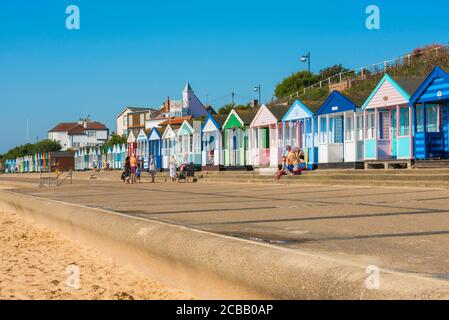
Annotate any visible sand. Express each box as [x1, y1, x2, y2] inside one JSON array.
[[0, 210, 193, 300]]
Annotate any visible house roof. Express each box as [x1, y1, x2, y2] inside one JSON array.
[[409, 66, 449, 105], [234, 108, 259, 125], [268, 104, 290, 121], [49, 121, 108, 134], [159, 116, 193, 126], [117, 106, 153, 118], [392, 76, 425, 96]]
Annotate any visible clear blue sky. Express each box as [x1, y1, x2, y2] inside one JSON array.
[[1, 0, 448, 153]]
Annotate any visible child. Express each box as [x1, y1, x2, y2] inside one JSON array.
[[135, 165, 141, 184]]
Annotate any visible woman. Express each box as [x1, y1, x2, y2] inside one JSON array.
[[169, 155, 177, 182], [123, 156, 131, 184], [148, 154, 156, 183]]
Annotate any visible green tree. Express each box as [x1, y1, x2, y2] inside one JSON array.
[[0, 139, 62, 166], [274, 71, 318, 99], [318, 64, 352, 81], [218, 103, 253, 116], [102, 134, 127, 152]]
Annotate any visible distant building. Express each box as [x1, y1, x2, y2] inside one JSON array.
[[145, 83, 210, 130], [116, 107, 156, 137], [48, 118, 109, 150]]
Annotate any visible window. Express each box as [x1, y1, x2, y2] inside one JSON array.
[[367, 111, 375, 139], [140, 114, 144, 125], [128, 115, 133, 127], [123, 116, 127, 127], [319, 117, 327, 143], [345, 116, 354, 141], [399, 108, 410, 136], [426, 104, 439, 133], [416, 106, 424, 132]]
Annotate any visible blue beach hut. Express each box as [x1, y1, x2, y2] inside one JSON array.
[[316, 91, 364, 168], [281, 99, 319, 169], [409, 66, 449, 160]]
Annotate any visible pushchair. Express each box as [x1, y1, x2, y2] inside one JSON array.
[[177, 163, 196, 183]]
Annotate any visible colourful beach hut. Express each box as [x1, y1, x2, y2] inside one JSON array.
[[316, 91, 365, 168], [127, 130, 137, 157], [161, 124, 180, 169], [136, 129, 149, 170], [361, 74, 423, 161], [148, 127, 163, 171], [408, 66, 449, 160], [176, 120, 202, 167], [250, 104, 290, 168], [222, 108, 257, 169], [120, 144, 127, 169], [282, 99, 319, 169], [201, 114, 225, 169]]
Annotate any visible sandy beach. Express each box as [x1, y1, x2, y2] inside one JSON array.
[[0, 210, 192, 300]]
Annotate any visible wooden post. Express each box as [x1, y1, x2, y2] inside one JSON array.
[[375, 109, 379, 160], [396, 105, 400, 158]]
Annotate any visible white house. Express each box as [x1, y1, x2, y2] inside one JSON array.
[[48, 118, 109, 150], [116, 107, 157, 137]]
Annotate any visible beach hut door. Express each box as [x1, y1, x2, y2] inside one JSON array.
[[391, 110, 397, 159], [443, 104, 449, 158]]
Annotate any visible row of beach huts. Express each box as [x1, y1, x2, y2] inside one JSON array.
[[5, 66, 449, 173]]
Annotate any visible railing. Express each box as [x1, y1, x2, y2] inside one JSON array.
[[275, 45, 449, 104]]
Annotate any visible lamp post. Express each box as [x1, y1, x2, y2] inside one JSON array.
[[253, 84, 261, 106], [300, 53, 311, 73]]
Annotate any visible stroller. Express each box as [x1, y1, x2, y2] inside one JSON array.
[[177, 163, 196, 183]]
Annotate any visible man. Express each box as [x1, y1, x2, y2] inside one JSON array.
[[130, 153, 138, 184], [285, 145, 294, 174]]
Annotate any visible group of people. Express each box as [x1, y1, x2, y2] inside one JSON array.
[[276, 145, 306, 180], [122, 154, 157, 184]]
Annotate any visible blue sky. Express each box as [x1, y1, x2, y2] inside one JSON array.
[[1, 0, 449, 153]]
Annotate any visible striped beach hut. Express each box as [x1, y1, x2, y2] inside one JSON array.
[[409, 66, 449, 160]]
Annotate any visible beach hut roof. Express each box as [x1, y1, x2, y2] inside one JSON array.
[[361, 74, 425, 110], [315, 90, 358, 116], [202, 113, 226, 132], [409, 66, 449, 105], [282, 99, 317, 122]]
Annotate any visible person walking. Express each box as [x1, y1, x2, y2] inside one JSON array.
[[123, 156, 131, 184], [148, 154, 156, 183]]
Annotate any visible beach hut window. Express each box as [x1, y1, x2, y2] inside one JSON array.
[[319, 119, 327, 143], [426, 104, 439, 133], [366, 112, 375, 139], [399, 108, 410, 136], [416, 106, 425, 133], [345, 116, 354, 141]]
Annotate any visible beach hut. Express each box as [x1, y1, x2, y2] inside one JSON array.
[[281, 99, 320, 169], [408, 66, 449, 160], [250, 104, 290, 168], [176, 120, 202, 167], [136, 129, 149, 170], [315, 91, 364, 168], [201, 114, 225, 170], [120, 144, 127, 169], [106, 147, 113, 168], [361, 74, 423, 162], [148, 127, 163, 171], [127, 131, 137, 157], [161, 124, 180, 169], [222, 108, 257, 169]]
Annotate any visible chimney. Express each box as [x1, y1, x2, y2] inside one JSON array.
[[166, 97, 170, 112]]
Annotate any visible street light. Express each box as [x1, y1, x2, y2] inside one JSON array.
[[300, 52, 311, 73], [253, 84, 261, 106]]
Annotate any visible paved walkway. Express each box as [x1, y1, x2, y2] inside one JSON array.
[[4, 174, 449, 281]]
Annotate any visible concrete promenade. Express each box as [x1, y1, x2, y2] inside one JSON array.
[[2, 172, 449, 298]]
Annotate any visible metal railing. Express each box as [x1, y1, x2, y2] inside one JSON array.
[[275, 45, 449, 103]]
